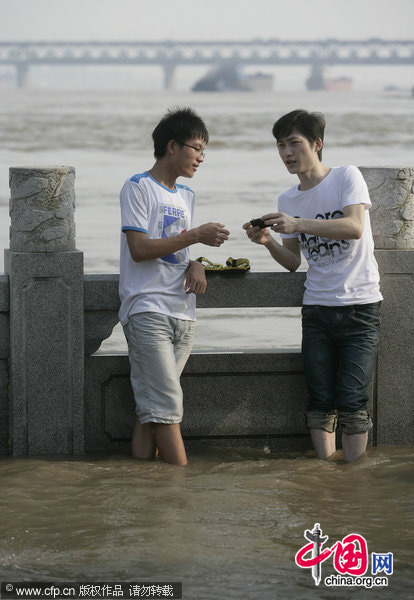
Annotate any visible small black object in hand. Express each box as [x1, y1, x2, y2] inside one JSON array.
[[250, 218, 268, 229]]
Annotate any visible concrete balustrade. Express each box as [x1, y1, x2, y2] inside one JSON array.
[[0, 166, 413, 455]]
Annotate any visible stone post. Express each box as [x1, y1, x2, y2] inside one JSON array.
[[360, 167, 414, 446], [5, 166, 84, 455], [361, 167, 414, 249]]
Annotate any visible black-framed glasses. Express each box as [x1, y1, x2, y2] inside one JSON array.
[[178, 142, 206, 158]]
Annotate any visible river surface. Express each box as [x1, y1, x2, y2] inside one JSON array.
[[0, 87, 413, 598], [1, 87, 414, 351]]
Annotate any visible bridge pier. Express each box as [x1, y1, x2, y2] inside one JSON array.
[[163, 64, 176, 90], [15, 63, 29, 88], [306, 64, 324, 90]]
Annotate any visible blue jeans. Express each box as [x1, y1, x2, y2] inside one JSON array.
[[302, 303, 380, 434]]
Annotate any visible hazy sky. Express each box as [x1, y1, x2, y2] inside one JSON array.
[[0, 0, 413, 41]]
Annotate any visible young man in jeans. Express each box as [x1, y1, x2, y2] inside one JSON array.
[[244, 109, 382, 462], [119, 107, 229, 465]]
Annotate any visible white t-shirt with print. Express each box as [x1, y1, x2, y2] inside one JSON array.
[[279, 165, 383, 306], [118, 171, 196, 325]]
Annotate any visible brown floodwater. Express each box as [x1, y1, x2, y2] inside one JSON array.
[[0, 446, 413, 599]]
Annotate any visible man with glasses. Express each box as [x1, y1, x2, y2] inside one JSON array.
[[119, 107, 229, 465], [244, 109, 382, 463]]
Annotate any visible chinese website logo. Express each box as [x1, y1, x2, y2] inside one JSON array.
[[295, 523, 393, 588]]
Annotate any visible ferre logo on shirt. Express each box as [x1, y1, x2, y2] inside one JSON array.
[[160, 203, 189, 265]]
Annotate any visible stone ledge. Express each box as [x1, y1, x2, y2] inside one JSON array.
[[83, 271, 307, 311], [184, 351, 304, 374], [84, 274, 120, 310], [375, 249, 414, 272], [84, 351, 308, 452]]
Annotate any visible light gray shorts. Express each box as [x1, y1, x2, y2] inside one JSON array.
[[124, 312, 195, 425]]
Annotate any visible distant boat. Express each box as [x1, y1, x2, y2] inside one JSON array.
[[322, 77, 353, 91], [306, 65, 352, 91], [192, 64, 273, 92]]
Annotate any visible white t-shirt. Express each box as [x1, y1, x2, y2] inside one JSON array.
[[279, 165, 383, 306], [118, 171, 196, 325]]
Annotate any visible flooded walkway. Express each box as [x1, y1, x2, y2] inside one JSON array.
[[1, 446, 413, 599]]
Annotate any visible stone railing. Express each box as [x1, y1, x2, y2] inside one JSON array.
[[0, 166, 413, 455]]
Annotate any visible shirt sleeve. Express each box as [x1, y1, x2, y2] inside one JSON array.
[[278, 193, 298, 239], [341, 165, 371, 209], [120, 179, 149, 234]]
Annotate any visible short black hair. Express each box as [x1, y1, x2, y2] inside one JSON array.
[[152, 107, 209, 159], [272, 109, 326, 160]]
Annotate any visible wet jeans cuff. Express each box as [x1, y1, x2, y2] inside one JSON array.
[[339, 410, 373, 435], [305, 410, 338, 433]]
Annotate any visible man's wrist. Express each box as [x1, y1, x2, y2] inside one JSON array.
[[192, 259, 205, 269], [175, 229, 197, 249], [187, 259, 204, 270], [294, 218, 303, 234], [185, 227, 199, 245]]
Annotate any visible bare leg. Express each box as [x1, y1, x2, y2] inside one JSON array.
[[155, 423, 187, 466], [310, 429, 336, 459], [342, 432, 368, 463], [131, 419, 156, 459]]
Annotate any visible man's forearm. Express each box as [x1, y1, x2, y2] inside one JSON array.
[[295, 216, 363, 240], [264, 238, 301, 271], [128, 229, 199, 262]]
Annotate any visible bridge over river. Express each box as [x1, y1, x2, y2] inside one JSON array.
[[1, 38, 413, 88]]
